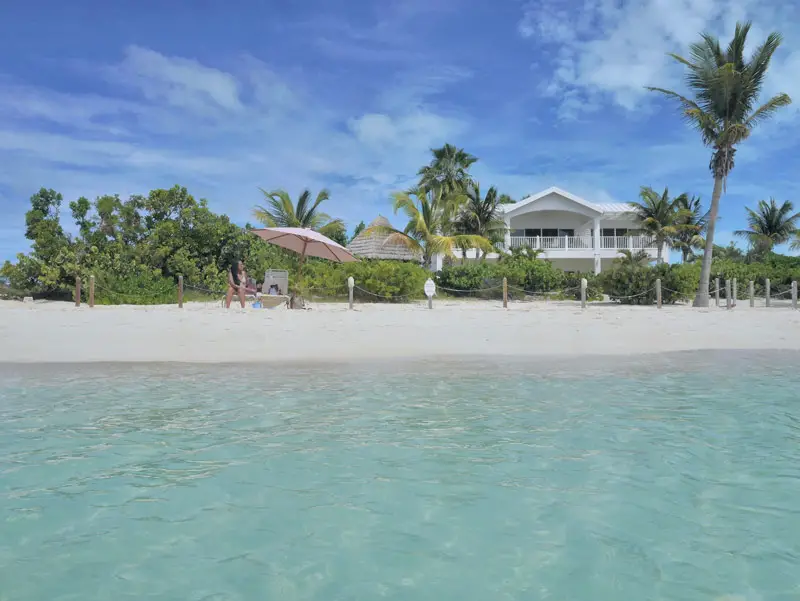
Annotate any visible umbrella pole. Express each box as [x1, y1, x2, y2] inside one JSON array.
[[291, 241, 309, 309]]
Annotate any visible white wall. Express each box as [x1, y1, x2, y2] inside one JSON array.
[[598, 217, 640, 231], [510, 211, 592, 233], [508, 192, 598, 216]]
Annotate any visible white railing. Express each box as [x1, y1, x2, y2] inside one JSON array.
[[511, 235, 659, 251]]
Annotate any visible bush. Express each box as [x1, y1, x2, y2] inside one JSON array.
[[435, 251, 569, 299], [559, 271, 603, 301], [302, 259, 429, 301], [602, 262, 695, 305]]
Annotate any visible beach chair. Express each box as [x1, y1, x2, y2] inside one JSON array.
[[259, 269, 290, 309]]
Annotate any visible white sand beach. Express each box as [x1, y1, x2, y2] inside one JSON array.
[[1, 299, 798, 363]]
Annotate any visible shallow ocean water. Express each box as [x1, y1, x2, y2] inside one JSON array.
[[1, 352, 799, 600]]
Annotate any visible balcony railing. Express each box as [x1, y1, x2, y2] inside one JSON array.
[[509, 235, 658, 251]]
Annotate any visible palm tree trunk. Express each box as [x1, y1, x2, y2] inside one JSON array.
[[693, 175, 724, 307]]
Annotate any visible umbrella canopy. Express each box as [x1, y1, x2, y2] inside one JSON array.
[[250, 228, 359, 263]]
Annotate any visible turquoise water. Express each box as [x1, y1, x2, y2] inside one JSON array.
[[1, 353, 799, 600]]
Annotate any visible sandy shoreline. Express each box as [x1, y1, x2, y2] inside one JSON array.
[[2, 298, 799, 363]]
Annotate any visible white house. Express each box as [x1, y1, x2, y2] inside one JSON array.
[[433, 186, 667, 274]]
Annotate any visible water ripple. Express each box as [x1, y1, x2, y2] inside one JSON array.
[[1, 355, 799, 600]]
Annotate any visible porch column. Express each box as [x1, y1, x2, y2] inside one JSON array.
[[593, 217, 601, 275], [662, 242, 670, 264], [503, 215, 511, 251]]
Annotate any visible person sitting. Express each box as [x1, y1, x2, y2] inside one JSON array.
[[268, 284, 280, 296]]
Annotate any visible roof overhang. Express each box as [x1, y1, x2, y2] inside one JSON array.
[[502, 187, 603, 219]]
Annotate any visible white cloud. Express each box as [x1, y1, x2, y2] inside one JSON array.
[[0, 44, 479, 259], [519, 0, 800, 117]]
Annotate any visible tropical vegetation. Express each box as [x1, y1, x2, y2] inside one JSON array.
[[735, 198, 799, 256], [647, 20, 792, 306], [627, 186, 698, 265]]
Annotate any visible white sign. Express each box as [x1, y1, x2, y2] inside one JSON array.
[[424, 278, 436, 298], [347, 276, 354, 289]]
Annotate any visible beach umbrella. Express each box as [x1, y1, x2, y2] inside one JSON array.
[[252, 228, 359, 308], [250, 228, 359, 265]]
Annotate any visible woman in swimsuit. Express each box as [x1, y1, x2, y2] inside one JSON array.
[[225, 260, 247, 309]]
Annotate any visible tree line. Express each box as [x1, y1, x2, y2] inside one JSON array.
[[2, 21, 797, 305]]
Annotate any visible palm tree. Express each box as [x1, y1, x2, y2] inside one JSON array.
[[253, 188, 345, 240], [675, 194, 709, 262], [614, 249, 652, 268], [735, 198, 799, 254], [647, 21, 792, 306], [791, 232, 800, 252], [628, 186, 694, 264], [417, 144, 477, 198], [453, 184, 508, 259], [365, 186, 492, 268]]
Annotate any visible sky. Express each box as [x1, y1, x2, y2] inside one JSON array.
[[2, 0, 800, 263]]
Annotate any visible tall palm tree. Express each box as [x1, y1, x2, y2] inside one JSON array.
[[365, 186, 492, 268], [647, 21, 792, 306], [253, 188, 345, 240], [628, 186, 693, 265], [735, 198, 799, 254], [417, 144, 477, 198], [675, 194, 709, 262], [454, 184, 508, 259]]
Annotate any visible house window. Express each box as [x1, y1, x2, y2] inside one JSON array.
[[602, 228, 615, 237], [524, 228, 541, 237], [511, 229, 525, 237], [542, 229, 558, 237], [558, 229, 575, 237], [602, 228, 628, 236]]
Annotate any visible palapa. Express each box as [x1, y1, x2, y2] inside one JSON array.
[[347, 216, 420, 262]]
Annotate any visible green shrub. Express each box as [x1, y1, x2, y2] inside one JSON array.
[[602, 263, 695, 305], [559, 271, 603, 301], [302, 259, 429, 302]]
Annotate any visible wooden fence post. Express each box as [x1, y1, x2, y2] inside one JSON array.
[[89, 275, 95, 308], [655, 278, 662, 309], [766, 279, 771, 308], [725, 280, 731, 310], [715, 277, 720, 307], [749, 281, 754, 308], [347, 276, 354, 310], [580, 278, 587, 309], [792, 281, 798, 310], [75, 277, 81, 307], [178, 275, 184, 308], [732, 278, 737, 307], [503, 277, 508, 309]]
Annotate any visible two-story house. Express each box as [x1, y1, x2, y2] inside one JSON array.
[[432, 186, 666, 274]]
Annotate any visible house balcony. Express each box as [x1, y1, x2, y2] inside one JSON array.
[[507, 235, 659, 256]]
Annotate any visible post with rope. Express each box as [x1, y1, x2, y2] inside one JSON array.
[[424, 278, 435, 310], [656, 278, 662, 309], [725, 280, 731, 310], [732, 278, 737, 308], [715, 278, 720, 307], [75, 276, 81, 308], [766, 279, 771, 308], [503, 277, 508, 309], [347, 276, 354, 310], [89, 275, 95, 308], [178, 275, 184, 308], [580, 278, 587, 309], [792, 281, 798, 310], [749, 281, 754, 308]]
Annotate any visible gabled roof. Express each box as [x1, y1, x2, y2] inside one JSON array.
[[502, 186, 603, 216]]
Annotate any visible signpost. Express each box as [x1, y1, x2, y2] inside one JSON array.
[[424, 278, 435, 309]]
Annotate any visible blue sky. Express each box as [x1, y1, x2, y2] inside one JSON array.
[[2, 0, 800, 262]]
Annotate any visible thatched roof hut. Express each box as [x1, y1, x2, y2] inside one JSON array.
[[347, 216, 420, 261]]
